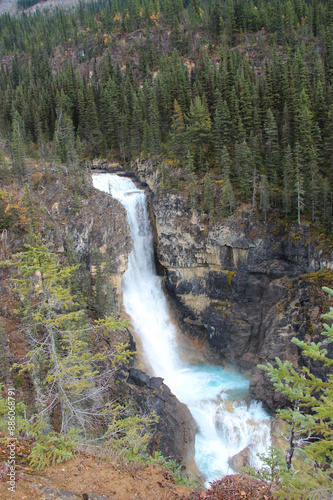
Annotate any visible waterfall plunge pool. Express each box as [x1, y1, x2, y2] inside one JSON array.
[[92, 172, 271, 485]]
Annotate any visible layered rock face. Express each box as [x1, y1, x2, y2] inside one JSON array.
[[134, 160, 333, 411]]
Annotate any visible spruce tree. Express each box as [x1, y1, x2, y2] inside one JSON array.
[[186, 95, 212, 147], [53, 109, 77, 166], [221, 177, 236, 216], [264, 108, 279, 180], [11, 112, 26, 179], [220, 145, 231, 179], [170, 99, 186, 166], [260, 174, 270, 224], [213, 95, 231, 163], [294, 142, 304, 225], [259, 287, 333, 497], [283, 144, 293, 217]]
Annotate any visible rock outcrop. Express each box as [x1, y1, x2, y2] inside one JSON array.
[[228, 445, 254, 473], [125, 368, 197, 471], [132, 159, 333, 411], [42, 174, 132, 304]]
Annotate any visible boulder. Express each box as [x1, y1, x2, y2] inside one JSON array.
[[228, 445, 254, 473]]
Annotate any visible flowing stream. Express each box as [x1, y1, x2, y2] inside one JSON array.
[[92, 173, 271, 484]]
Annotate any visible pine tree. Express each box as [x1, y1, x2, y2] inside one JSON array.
[[185, 149, 194, 173], [1, 241, 130, 435], [203, 173, 214, 215], [53, 108, 77, 166], [220, 145, 231, 179], [170, 99, 186, 166], [260, 174, 270, 224], [324, 105, 333, 186], [221, 177, 236, 216], [264, 108, 279, 180], [149, 97, 161, 161], [296, 89, 313, 163], [320, 177, 332, 228], [259, 287, 333, 497], [84, 87, 103, 155], [294, 142, 304, 225], [235, 138, 253, 202], [186, 96, 212, 147], [130, 92, 143, 159], [11, 112, 26, 179], [213, 95, 231, 164], [283, 145, 293, 217], [119, 113, 129, 165], [308, 146, 320, 223], [142, 120, 151, 157]]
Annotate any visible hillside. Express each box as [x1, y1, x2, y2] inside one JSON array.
[[0, 0, 332, 233], [0, 0, 80, 15]]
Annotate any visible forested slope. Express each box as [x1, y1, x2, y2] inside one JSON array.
[[0, 0, 332, 233]]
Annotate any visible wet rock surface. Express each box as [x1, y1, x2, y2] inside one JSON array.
[[126, 368, 197, 471]]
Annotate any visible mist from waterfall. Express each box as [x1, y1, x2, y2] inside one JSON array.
[[92, 173, 271, 484]]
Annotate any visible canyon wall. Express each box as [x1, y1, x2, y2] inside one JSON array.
[[133, 159, 333, 411]]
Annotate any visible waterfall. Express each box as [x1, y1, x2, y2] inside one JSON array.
[[92, 173, 271, 484]]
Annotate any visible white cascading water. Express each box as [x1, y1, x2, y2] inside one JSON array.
[[92, 173, 271, 484]]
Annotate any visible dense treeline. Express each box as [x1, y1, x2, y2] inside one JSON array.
[[0, 0, 333, 231]]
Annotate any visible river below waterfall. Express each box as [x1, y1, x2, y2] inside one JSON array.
[[92, 173, 271, 484]]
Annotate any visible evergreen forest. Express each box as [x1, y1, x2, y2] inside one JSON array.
[[0, 0, 333, 229]]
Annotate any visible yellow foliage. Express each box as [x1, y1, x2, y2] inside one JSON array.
[[150, 12, 159, 26], [1, 186, 30, 231]]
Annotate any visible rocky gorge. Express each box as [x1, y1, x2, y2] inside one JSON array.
[[131, 159, 333, 413]]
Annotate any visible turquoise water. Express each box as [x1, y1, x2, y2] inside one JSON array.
[[168, 365, 270, 483]]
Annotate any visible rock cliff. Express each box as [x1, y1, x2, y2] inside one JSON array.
[[132, 159, 333, 412], [42, 173, 132, 304]]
